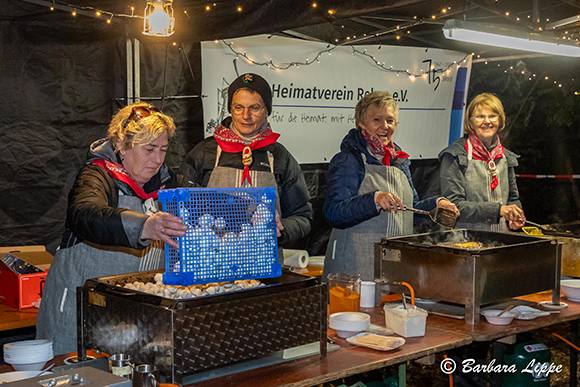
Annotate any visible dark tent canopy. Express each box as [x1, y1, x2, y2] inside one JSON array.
[[2, 0, 580, 253]]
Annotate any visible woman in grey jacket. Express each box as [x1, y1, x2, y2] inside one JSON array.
[[439, 93, 526, 231], [37, 102, 189, 355]]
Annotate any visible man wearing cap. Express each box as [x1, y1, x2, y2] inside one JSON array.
[[180, 73, 312, 248]]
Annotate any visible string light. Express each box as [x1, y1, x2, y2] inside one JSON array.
[[36, 0, 137, 25], [219, 39, 470, 78]]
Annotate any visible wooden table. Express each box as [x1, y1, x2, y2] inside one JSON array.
[[5, 294, 578, 387], [0, 303, 37, 332], [427, 292, 580, 342], [427, 292, 580, 387], [191, 307, 472, 387], [292, 264, 324, 278]]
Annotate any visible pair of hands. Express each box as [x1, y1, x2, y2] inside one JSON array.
[[141, 211, 285, 249], [375, 192, 459, 215], [501, 204, 526, 230]]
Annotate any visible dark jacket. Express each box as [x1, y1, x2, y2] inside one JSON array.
[[438, 136, 521, 224], [324, 128, 438, 229], [179, 120, 312, 247], [61, 139, 189, 250]]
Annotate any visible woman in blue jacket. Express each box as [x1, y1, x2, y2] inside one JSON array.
[[323, 91, 458, 282]]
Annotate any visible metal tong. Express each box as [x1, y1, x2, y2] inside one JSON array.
[[404, 206, 458, 229]]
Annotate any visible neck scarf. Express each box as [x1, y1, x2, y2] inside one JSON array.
[[91, 159, 163, 200], [213, 123, 280, 186], [465, 133, 505, 191], [361, 129, 409, 166]]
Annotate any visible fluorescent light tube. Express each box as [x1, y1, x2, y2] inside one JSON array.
[[443, 20, 580, 57]]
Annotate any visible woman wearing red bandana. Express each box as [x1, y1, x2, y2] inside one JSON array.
[[180, 73, 312, 248], [37, 102, 190, 355], [323, 92, 458, 282], [439, 93, 526, 231]]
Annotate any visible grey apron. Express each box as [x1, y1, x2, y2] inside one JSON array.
[[323, 154, 414, 282], [455, 139, 509, 232], [36, 195, 164, 355], [208, 145, 282, 212], [207, 145, 283, 261]]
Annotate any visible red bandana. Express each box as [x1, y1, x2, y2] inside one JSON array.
[[213, 124, 280, 186], [91, 159, 164, 200], [361, 129, 409, 166], [465, 133, 505, 191]]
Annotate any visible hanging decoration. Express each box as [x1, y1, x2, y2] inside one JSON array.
[[220, 40, 471, 79], [143, 0, 175, 37]]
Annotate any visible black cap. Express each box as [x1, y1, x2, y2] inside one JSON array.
[[228, 73, 272, 115]]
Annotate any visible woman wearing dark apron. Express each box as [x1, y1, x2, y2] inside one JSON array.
[[180, 73, 312, 248], [439, 93, 526, 231], [36, 102, 190, 355], [323, 91, 458, 282]]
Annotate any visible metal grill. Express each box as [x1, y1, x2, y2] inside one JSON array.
[[78, 270, 327, 385]]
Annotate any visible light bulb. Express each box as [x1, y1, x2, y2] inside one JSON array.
[[149, 5, 170, 31]]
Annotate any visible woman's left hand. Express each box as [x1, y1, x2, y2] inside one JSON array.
[[275, 210, 284, 237], [437, 198, 460, 217], [142, 212, 188, 249]]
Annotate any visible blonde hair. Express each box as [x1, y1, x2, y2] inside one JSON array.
[[464, 93, 506, 134], [355, 91, 399, 127], [108, 102, 176, 152]]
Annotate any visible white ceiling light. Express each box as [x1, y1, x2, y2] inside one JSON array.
[[443, 19, 580, 57], [143, 0, 175, 37]]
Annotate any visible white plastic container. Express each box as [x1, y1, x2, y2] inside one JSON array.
[[383, 304, 428, 337]]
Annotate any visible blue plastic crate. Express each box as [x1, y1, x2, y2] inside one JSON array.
[[158, 187, 282, 285]]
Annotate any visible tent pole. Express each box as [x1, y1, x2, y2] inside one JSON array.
[[126, 38, 134, 105], [134, 39, 141, 102]]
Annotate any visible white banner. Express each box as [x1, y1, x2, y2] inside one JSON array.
[[201, 35, 471, 164]]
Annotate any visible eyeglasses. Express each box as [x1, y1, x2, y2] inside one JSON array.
[[123, 106, 162, 128], [231, 104, 265, 116], [473, 114, 499, 122]]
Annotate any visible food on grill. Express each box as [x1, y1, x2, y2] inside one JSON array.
[[451, 241, 484, 249], [121, 273, 264, 299]]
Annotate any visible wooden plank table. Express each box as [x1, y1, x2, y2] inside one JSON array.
[[0, 303, 37, 332], [191, 307, 472, 387], [427, 292, 580, 387], [0, 312, 471, 387], [427, 292, 580, 342]]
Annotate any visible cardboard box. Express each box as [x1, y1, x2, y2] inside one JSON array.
[[0, 246, 53, 309]]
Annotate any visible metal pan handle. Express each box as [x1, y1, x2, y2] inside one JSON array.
[[102, 287, 138, 296]]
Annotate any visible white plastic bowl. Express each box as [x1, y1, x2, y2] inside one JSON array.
[[561, 279, 580, 302], [329, 312, 371, 338], [481, 310, 517, 325], [4, 339, 53, 371], [9, 361, 47, 371]]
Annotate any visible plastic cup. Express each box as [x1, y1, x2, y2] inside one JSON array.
[[327, 273, 361, 314], [359, 281, 376, 308]]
